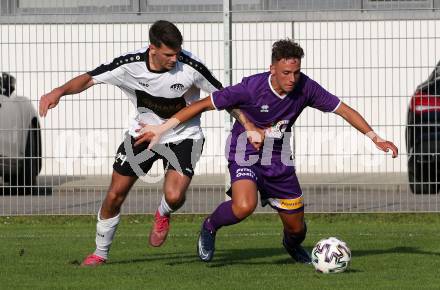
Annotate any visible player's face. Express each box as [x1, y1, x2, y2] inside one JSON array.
[[270, 58, 301, 95], [149, 43, 181, 71]]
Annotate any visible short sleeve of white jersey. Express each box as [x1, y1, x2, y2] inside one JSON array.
[[179, 50, 223, 94], [193, 69, 220, 93], [87, 57, 127, 87]]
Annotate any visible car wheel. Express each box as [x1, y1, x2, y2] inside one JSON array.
[[408, 156, 438, 194], [7, 120, 41, 191]]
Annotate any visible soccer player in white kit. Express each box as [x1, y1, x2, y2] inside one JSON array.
[[39, 20, 251, 266]]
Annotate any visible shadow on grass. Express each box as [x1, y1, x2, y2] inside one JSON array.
[[102, 247, 302, 268], [85, 252, 198, 267], [206, 247, 316, 268], [73, 246, 440, 268]]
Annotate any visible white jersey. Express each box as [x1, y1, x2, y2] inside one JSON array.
[[88, 47, 222, 144]]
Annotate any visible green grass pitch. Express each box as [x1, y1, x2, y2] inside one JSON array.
[[1, 213, 439, 290]]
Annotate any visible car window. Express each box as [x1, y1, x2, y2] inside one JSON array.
[[421, 78, 440, 95], [427, 62, 440, 82]]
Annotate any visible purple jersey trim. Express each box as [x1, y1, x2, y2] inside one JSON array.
[[331, 100, 342, 113], [209, 94, 219, 111]]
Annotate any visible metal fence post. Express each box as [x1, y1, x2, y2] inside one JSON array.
[[223, 0, 232, 199]]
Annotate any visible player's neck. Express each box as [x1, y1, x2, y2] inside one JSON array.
[[148, 57, 162, 71], [148, 50, 167, 72], [269, 75, 287, 97]]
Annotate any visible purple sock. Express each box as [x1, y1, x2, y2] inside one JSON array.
[[283, 222, 307, 247], [204, 200, 241, 232]]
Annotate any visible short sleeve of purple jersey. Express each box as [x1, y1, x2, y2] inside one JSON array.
[[211, 79, 250, 111], [306, 79, 341, 113]]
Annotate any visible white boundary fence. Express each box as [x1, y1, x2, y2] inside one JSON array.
[[1, 0, 440, 214]]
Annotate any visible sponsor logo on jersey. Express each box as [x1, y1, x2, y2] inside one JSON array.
[[136, 90, 186, 119], [170, 83, 185, 91], [138, 81, 149, 88], [265, 120, 289, 139], [260, 104, 269, 112]]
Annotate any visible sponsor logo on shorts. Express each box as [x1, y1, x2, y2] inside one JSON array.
[[268, 196, 304, 210], [235, 168, 256, 179]]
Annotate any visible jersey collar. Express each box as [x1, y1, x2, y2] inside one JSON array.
[[268, 75, 287, 99]]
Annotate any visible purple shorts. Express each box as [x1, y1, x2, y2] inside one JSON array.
[[228, 160, 304, 213]]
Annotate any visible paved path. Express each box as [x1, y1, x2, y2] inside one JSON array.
[[1, 173, 439, 215]]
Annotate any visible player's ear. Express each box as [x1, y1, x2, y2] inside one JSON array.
[[149, 44, 157, 54], [270, 63, 276, 75]]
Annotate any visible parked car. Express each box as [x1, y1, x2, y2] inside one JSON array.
[[406, 61, 440, 194], [0, 72, 42, 187]]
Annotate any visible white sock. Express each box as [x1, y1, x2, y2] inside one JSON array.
[[94, 209, 120, 260], [158, 196, 174, 216]]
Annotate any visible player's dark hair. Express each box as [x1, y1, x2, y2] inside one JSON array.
[[271, 39, 304, 63], [149, 20, 183, 49]]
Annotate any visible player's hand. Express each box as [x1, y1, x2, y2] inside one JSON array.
[[134, 123, 164, 149], [372, 136, 398, 158], [39, 89, 62, 117], [244, 123, 265, 151]]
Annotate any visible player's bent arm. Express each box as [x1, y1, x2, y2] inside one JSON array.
[[334, 102, 398, 158], [137, 97, 265, 150], [135, 96, 215, 148], [227, 108, 265, 150], [227, 108, 248, 127], [39, 73, 95, 117], [175, 95, 215, 123], [53, 73, 95, 96]]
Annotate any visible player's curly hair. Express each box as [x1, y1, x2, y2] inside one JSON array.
[[271, 39, 304, 63], [149, 20, 183, 49]]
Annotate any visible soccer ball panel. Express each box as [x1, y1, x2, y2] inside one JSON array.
[[312, 237, 351, 274]]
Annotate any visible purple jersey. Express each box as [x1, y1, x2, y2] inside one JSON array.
[[211, 71, 341, 164]]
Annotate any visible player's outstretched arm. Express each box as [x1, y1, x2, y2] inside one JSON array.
[[39, 73, 95, 117], [334, 102, 398, 158], [135, 96, 215, 148]]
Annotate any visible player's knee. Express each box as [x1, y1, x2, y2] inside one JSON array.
[[105, 191, 125, 207], [164, 188, 185, 208], [284, 221, 306, 236], [232, 200, 256, 219]]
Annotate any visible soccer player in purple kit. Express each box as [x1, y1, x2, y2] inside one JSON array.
[[136, 39, 398, 263]]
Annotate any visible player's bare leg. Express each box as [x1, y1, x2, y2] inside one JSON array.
[[198, 179, 258, 262], [81, 171, 138, 267], [149, 169, 191, 247], [278, 210, 311, 264]]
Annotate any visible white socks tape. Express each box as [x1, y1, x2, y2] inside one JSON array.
[[158, 196, 173, 216], [94, 210, 120, 260]]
